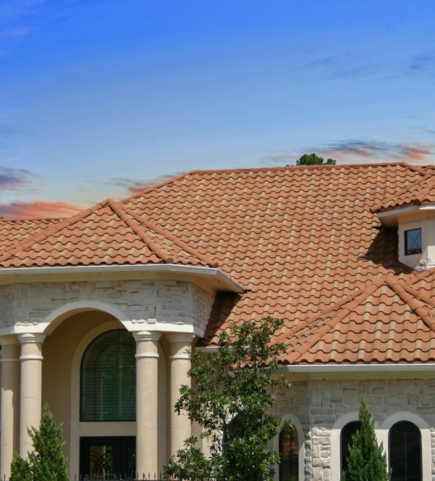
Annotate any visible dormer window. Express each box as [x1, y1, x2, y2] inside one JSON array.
[[405, 228, 422, 256]]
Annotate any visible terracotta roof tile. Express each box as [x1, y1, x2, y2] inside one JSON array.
[[3, 162, 433, 365], [0, 219, 63, 251], [0, 199, 216, 269], [123, 162, 423, 346], [375, 172, 435, 211], [280, 275, 435, 364]]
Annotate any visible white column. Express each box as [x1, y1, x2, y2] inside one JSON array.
[[18, 333, 45, 458], [167, 334, 195, 456], [134, 331, 161, 478], [0, 336, 20, 479]]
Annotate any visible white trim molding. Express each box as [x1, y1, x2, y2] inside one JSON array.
[[0, 264, 244, 293], [279, 364, 435, 373], [272, 414, 305, 481], [380, 412, 431, 481]]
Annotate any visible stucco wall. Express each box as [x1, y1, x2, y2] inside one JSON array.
[[273, 378, 435, 481], [0, 279, 214, 334]]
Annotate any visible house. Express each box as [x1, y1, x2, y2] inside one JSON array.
[[0, 162, 435, 480]]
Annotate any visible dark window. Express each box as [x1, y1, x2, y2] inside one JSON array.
[[81, 330, 136, 421], [405, 228, 422, 256], [279, 426, 299, 481], [341, 421, 361, 475], [389, 421, 422, 481]]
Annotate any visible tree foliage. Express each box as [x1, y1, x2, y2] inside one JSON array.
[[341, 398, 390, 481], [163, 317, 291, 481], [11, 404, 69, 481], [296, 153, 336, 165]]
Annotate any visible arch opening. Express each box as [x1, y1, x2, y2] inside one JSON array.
[[389, 421, 422, 481], [81, 329, 136, 422], [279, 425, 299, 481]]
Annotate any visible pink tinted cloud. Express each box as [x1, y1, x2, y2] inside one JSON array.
[[0, 199, 82, 220], [318, 140, 435, 165], [400, 144, 432, 161]]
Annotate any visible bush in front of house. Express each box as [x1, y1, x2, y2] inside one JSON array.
[[11, 404, 69, 481]]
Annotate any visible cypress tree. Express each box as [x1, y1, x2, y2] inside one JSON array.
[[341, 398, 390, 481], [11, 404, 69, 481]]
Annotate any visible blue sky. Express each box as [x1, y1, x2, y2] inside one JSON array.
[[0, 0, 434, 218]]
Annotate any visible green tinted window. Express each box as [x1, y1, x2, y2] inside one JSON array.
[[81, 330, 136, 421]]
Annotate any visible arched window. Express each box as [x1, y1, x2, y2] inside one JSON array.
[[279, 426, 299, 481], [81, 329, 136, 421], [341, 421, 360, 475], [389, 421, 422, 481]]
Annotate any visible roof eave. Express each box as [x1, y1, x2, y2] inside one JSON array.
[[279, 363, 435, 373], [377, 204, 435, 227], [0, 264, 245, 294]]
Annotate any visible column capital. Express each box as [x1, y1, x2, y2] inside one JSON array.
[[166, 333, 196, 344], [17, 333, 46, 345], [132, 331, 161, 343]]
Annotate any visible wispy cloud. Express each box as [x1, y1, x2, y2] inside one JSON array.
[[301, 53, 371, 79], [0, 199, 81, 219], [0, 167, 43, 192], [264, 140, 435, 166], [319, 140, 434, 164], [409, 52, 435, 73], [103, 172, 186, 197]]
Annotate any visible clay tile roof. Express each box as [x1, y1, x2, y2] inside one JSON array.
[[279, 275, 435, 364], [375, 172, 435, 212], [0, 199, 217, 269], [121, 162, 425, 344], [0, 219, 63, 251]]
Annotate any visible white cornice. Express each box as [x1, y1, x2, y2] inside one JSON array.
[[0, 264, 244, 293], [378, 205, 435, 218], [278, 363, 435, 373]]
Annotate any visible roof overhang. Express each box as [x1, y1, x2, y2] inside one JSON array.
[[279, 363, 435, 373], [378, 204, 435, 227], [0, 264, 245, 294]]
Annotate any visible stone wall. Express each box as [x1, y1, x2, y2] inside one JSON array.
[[273, 378, 435, 481], [0, 279, 215, 335]]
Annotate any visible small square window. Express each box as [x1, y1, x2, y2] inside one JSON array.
[[405, 228, 422, 256]]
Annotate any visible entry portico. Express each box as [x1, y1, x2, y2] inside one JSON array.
[[0, 268, 241, 479]]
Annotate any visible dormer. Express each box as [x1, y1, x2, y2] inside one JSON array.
[[375, 174, 435, 271]]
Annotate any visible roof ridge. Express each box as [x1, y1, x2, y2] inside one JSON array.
[[400, 281, 435, 309], [0, 202, 105, 264], [416, 175, 435, 203], [285, 277, 386, 364], [282, 276, 386, 342], [107, 199, 175, 264], [384, 276, 435, 335], [372, 170, 434, 213], [122, 162, 421, 204], [118, 203, 218, 268]]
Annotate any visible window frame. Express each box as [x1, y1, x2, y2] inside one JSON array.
[[279, 425, 299, 481], [381, 412, 431, 481], [272, 415, 304, 481], [80, 329, 136, 422], [340, 420, 361, 475], [389, 421, 422, 481], [404, 228, 422, 256]]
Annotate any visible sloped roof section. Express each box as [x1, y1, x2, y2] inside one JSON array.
[[0, 219, 63, 251], [375, 172, 435, 212], [280, 275, 435, 364], [0, 199, 217, 269], [123, 162, 424, 343]]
